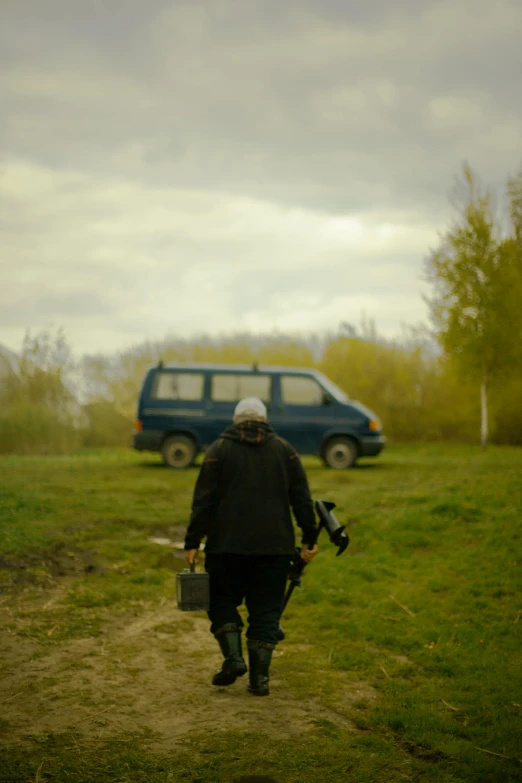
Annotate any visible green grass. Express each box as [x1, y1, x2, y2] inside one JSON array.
[[0, 444, 521, 782]]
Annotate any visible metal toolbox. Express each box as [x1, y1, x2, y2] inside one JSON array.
[[176, 562, 210, 612]]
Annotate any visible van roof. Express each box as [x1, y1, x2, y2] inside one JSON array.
[[153, 363, 320, 376]]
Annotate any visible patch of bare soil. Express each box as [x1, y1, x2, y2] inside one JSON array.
[[0, 543, 103, 588], [0, 590, 377, 751]]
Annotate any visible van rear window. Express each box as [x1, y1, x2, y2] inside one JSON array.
[[211, 374, 271, 403], [152, 372, 204, 401]]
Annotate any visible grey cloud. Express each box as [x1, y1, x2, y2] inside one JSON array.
[[0, 287, 116, 327], [1, 0, 521, 354], [2, 0, 521, 219]]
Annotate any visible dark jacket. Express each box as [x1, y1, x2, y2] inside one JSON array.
[[184, 420, 317, 555]]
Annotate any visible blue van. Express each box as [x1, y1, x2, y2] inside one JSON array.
[[133, 363, 385, 469]]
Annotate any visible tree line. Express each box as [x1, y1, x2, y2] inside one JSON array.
[[1, 165, 521, 454]]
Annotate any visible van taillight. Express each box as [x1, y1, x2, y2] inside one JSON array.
[[135, 419, 143, 432]]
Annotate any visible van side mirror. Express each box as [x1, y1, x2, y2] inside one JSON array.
[[322, 392, 333, 406]]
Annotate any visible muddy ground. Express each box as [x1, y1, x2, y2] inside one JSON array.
[[0, 591, 379, 752]]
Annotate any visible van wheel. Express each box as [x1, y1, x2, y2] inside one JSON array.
[[161, 435, 197, 469], [323, 437, 358, 469]]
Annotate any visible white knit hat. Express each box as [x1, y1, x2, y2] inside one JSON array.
[[233, 396, 267, 420]]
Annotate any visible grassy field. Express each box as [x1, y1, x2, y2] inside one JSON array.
[[0, 444, 521, 783]]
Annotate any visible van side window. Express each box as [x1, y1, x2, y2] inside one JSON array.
[[281, 376, 323, 406], [152, 372, 204, 401], [211, 374, 271, 403]]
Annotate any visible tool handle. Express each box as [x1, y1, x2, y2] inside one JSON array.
[[307, 522, 324, 550]]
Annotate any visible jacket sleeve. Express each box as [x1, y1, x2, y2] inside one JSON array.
[[286, 447, 318, 546], [184, 442, 221, 550]]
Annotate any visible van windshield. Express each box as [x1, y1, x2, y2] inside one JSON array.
[[315, 373, 350, 403]]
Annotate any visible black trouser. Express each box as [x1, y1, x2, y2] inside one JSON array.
[[204, 553, 291, 646]]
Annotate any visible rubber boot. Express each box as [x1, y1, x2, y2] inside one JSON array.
[[247, 640, 274, 696], [212, 625, 248, 686]]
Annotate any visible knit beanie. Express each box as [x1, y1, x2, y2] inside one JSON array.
[[233, 396, 267, 421]]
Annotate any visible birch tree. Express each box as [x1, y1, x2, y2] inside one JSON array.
[[507, 170, 522, 245], [425, 166, 514, 448], [506, 170, 522, 369]]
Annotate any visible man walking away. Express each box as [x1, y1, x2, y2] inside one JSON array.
[[184, 396, 318, 696]]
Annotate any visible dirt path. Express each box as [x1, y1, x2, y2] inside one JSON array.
[[0, 589, 376, 751]]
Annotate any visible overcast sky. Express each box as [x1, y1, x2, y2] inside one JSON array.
[[2, 0, 521, 357]]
